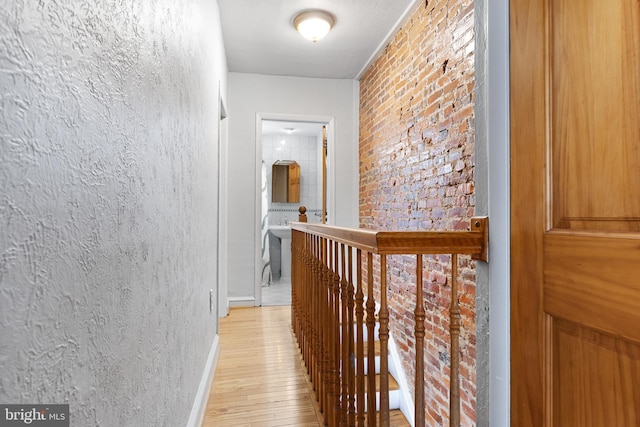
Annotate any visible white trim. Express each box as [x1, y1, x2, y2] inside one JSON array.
[[487, 0, 511, 424], [228, 296, 256, 307], [388, 335, 415, 427], [355, 0, 421, 80], [218, 86, 229, 319], [254, 116, 264, 307], [185, 335, 220, 427]]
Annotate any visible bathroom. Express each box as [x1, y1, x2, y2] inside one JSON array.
[[261, 120, 325, 291]]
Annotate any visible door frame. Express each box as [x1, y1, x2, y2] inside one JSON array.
[[253, 112, 336, 306], [217, 86, 228, 319], [470, 0, 511, 424], [484, 0, 511, 425]]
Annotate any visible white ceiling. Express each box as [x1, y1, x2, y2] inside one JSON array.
[[218, 0, 418, 79]]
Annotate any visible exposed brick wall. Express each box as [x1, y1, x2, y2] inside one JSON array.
[[359, 1, 476, 425]]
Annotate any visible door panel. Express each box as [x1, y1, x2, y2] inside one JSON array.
[[511, 0, 640, 425], [544, 233, 640, 342], [550, 0, 640, 232], [553, 319, 640, 427]]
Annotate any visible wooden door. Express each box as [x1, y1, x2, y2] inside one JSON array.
[[510, 0, 640, 426]]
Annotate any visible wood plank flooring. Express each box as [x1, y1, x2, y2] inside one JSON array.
[[203, 306, 322, 426], [203, 305, 410, 427]]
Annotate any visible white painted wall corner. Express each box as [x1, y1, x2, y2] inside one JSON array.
[[388, 335, 416, 427]]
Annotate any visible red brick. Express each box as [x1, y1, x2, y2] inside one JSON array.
[[359, 0, 477, 425]]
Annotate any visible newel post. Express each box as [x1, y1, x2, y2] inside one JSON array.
[[298, 206, 308, 222]]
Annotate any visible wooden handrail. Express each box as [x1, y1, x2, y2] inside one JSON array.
[[290, 217, 488, 259], [291, 217, 488, 427]]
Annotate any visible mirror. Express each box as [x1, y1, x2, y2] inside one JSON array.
[[272, 161, 300, 203]]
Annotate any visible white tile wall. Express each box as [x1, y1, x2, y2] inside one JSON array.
[[263, 133, 323, 224]]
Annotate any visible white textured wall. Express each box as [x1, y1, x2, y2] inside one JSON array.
[[227, 73, 359, 302], [0, 1, 227, 425]]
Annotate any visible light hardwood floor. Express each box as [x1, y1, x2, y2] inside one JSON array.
[[203, 306, 322, 426], [204, 305, 410, 426]]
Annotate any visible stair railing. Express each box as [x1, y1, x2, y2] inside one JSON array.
[[290, 217, 488, 427]]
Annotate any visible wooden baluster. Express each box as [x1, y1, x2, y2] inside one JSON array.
[[314, 236, 323, 409], [292, 231, 300, 347], [365, 252, 376, 427], [307, 235, 318, 380], [321, 237, 328, 423], [414, 254, 425, 427], [307, 236, 314, 402], [291, 232, 297, 338], [306, 235, 312, 377], [298, 233, 311, 372], [297, 233, 303, 361], [340, 243, 349, 426], [308, 233, 314, 377], [318, 236, 325, 404], [298, 233, 304, 349], [346, 246, 356, 426], [297, 232, 302, 338], [332, 240, 341, 427], [282, 222, 486, 427], [355, 249, 365, 427], [287, 223, 487, 427], [450, 254, 460, 427], [323, 237, 331, 422], [330, 239, 338, 426], [379, 255, 389, 426], [306, 236, 312, 374], [302, 233, 308, 363], [321, 236, 329, 416]]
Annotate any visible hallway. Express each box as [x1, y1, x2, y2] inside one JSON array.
[[203, 306, 321, 426]]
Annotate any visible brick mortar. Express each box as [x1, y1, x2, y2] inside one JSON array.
[[359, 1, 476, 425]]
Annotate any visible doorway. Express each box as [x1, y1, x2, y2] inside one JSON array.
[[254, 113, 335, 306]]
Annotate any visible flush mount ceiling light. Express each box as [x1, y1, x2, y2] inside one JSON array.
[[293, 9, 336, 43]]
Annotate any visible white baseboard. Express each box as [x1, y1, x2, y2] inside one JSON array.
[[228, 296, 255, 307], [186, 334, 220, 427]]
